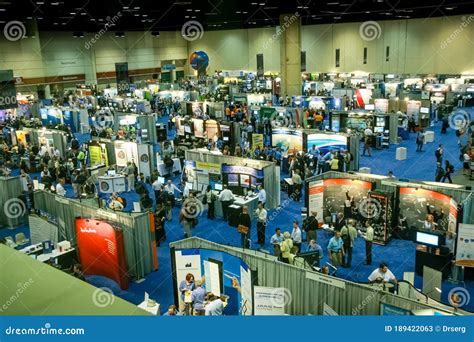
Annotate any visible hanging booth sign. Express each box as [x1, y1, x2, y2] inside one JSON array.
[[0, 70, 18, 110], [253, 286, 287, 316]]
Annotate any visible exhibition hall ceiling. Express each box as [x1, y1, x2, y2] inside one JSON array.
[[0, 0, 473, 32]]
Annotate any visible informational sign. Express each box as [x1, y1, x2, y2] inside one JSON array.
[[306, 133, 348, 153], [89, 145, 103, 166], [252, 133, 264, 150], [115, 62, 130, 95], [306, 271, 346, 289], [204, 260, 221, 296], [240, 262, 253, 316], [75, 218, 128, 289], [162, 64, 176, 71], [406, 100, 421, 121], [380, 303, 411, 315], [253, 286, 287, 316], [374, 99, 389, 114], [456, 224, 474, 267], [323, 303, 338, 316], [308, 181, 324, 224], [0, 70, 18, 110], [193, 118, 204, 138], [271, 128, 303, 153], [138, 144, 151, 178]]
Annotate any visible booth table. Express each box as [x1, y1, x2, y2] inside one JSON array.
[[214, 195, 259, 220], [137, 301, 160, 315], [98, 175, 127, 193], [19, 243, 76, 268], [424, 131, 435, 143], [157, 158, 181, 176]]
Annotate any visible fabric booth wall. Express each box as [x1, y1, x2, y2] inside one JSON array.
[[0, 176, 28, 228], [33, 190, 156, 280], [185, 149, 281, 209], [170, 238, 463, 315]]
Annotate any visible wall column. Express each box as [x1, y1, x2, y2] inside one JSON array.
[[279, 14, 302, 96]]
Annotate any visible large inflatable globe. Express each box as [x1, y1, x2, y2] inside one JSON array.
[[189, 51, 209, 71]]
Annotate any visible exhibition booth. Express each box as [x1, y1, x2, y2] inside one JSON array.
[[170, 237, 469, 316], [39, 107, 89, 133], [305, 172, 474, 278], [33, 190, 158, 284], [185, 149, 280, 210]]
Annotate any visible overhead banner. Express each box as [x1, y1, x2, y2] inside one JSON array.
[[456, 224, 474, 267], [256, 54, 264, 77], [0, 70, 18, 110], [115, 62, 130, 95], [253, 286, 287, 316], [75, 218, 128, 289]]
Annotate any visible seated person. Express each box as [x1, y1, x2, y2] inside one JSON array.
[[368, 262, 397, 285]]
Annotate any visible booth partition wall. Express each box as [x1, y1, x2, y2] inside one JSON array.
[[170, 238, 465, 316], [33, 190, 157, 280]]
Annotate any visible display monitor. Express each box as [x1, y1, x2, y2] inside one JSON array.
[[374, 127, 384, 133], [107, 170, 116, 176], [415, 231, 440, 247], [223, 136, 229, 141], [365, 104, 375, 110], [214, 183, 223, 191], [420, 107, 430, 114], [158, 177, 165, 184], [184, 126, 192, 134]]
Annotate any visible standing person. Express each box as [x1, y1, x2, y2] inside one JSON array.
[[362, 127, 373, 157], [291, 169, 303, 202], [442, 160, 454, 183], [270, 228, 284, 256], [154, 203, 167, 246], [327, 231, 344, 267], [205, 185, 217, 219], [304, 211, 319, 243], [179, 201, 195, 238], [218, 185, 234, 221], [280, 232, 294, 264], [255, 202, 268, 246], [435, 162, 445, 182], [152, 176, 163, 201], [55, 177, 66, 196], [191, 279, 206, 316], [340, 219, 357, 268], [291, 221, 302, 253], [178, 273, 195, 315], [125, 161, 136, 192], [416, 130, 425, 152], [238, 206, 251, 248], [359, 221, 374, 265], [257, 184, 266, 207], [435, 144, 444, 163], [329, 154, 340, 171], [19, 168, 32, 192]]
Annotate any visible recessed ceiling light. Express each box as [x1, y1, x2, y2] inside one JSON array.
[[195, 9, 200, 12], [134, 6, 140, 9], [123, 6, 129, 9], [186, 8, 192, 11], [134, 14, 139, 16], [445, 7, 454, 10]]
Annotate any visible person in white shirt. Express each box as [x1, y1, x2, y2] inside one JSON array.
[[270, 228, 284, 256], [39, 144, 48, 157], [359, 221, 374, 265], [183, 182, 191, 198], [205, 293, 225, 316], [257, 184, 266, 207], [362, 127, 373, 157], [368, 263, 397, 284], [291, 221, 302, 253], [255, 202, 267, 245], [55, 178, 66, 196], [218, 185, 234, 221]]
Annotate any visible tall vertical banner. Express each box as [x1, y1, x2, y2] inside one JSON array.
[[240, 262, 253, 316], [115, 62, 130, 95], [137, 144, 151, 179], [456, 224, 474, 267], [256, 54, 264, 77], [308, 180, 324, 224], [75, 218, 129, 289], [0, 70, 18, 109]]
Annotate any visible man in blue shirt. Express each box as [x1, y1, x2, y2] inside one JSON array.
[[327, 231, 344, 267], [308, 239, 323, 256], [191, 279, 207, 316]]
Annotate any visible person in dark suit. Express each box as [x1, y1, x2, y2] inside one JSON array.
[[304, 211, 319, 243], [334, 213, 345, 232]]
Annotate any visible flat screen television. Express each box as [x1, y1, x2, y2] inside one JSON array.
[[416, 231, 442, 247]]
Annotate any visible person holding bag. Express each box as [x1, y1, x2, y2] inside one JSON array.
[[238, 206, 251, 248], [205, 185, 216, 219]]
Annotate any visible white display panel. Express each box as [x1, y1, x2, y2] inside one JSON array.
[[416, 232, 439, 246]]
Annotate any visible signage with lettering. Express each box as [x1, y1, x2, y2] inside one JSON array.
[[0, 70, 18, 110]]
